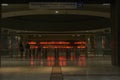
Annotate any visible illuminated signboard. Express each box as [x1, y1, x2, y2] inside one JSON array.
[[29, 1, 83, 9], [42, 46, 73, 48], [74, 41, 86, 44], [40, 41, 70, 44], [28, 41, 86, 49], [27, 41, 37, 45], [30, 45, 38, 49]]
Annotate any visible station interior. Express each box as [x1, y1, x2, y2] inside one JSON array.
[[0, 0, 120, 80]]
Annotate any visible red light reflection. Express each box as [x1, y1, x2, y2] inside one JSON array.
[[30, 54, 35, 66], [47, 56, 55, 66], [74, 41, 86, 44], [27, 41, 37, 45], [77, 46, 86, 49], [30, 45, 38, 49], [70, 55, 75, 61], [59, 56, 66, 66], [78, 56, 86, 67], [46, 56, 67, 66], [43, 46, 73, 48], [29, 55, 87, 67]]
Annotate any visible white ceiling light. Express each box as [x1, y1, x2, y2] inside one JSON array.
[[1, 3, 8, 6], [102, 3, 110, 6], [55, 11, 59, 14]]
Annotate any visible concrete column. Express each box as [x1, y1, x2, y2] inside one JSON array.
[[0, 4, 1, 67], [105, 33, 111, 49], [1, 29, 10, 58], [90, 35, 95, 49], [55, 48, 59, 66], [0, 28, 1, 67], [111, 0, 120, 66], [87, 35, 91, 54], [96, 33, 103, 56], [9, 31, 17, 58], [66, 48, 71, 60]]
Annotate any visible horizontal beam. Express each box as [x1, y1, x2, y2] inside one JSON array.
[[2, 0, 111, 4]]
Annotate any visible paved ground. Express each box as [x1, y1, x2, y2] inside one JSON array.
[[0, 65, 120, 80], [64, 76, 120, 80], [0, 56, 120, 80], [0, 67, 52, 80]]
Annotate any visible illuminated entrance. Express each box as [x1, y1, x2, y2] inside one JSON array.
[[26, 41, 87, 66], [0, 29, 112, 67]]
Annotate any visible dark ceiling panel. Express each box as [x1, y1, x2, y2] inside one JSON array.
[[1, 14, 111, 31], [2, 0, 111, 3]]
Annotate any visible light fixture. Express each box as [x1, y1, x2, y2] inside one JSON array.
[[72, 34, 75, 37], [55, 11, 59, 14], [102, 3, 110, 6], [1, 3, 8, 6], [77, 34, 80, 37]]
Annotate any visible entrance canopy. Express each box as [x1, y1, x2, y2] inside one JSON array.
[[1, 14, 111, 31]]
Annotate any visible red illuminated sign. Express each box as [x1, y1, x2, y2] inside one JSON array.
[[40, 41, 70, 44], [77, 46, 86, 48], [43, 46, 73, 48], [30, 45, 38, 49], [74, 41, 86, 44], [28, 41, 37, 45], [27, 41, 86, 49]]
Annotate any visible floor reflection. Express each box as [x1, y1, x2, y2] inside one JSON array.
[[30, 56, 86, 67], [1, 55, 111, 67]]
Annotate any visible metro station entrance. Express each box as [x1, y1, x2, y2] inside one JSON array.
[[0, 29, 112, 67], [26, 41, 87, 66]]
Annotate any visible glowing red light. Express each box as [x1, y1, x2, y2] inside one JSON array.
[[78, 56, 86, 67], [30, 46, 38, 49], [70, 55, 75, 61], [59, 56, 66, 66], [42, 46, 73, 48], [77, 46, 86, 49], [74, 41, 86, 44], [28, 41, 37, 45], [40, 41, 70, 44], [47, 56, 55, 66], [30, 54, 35, 66]]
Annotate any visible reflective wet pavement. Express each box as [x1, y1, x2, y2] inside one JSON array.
[[0, 66, 120, 80], [0, 56, 120, 80]]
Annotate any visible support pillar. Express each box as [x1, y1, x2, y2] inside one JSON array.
[[96, 33, 103, 56], [0, 28, 1, 67], [55, 48, 59, 66], [111, 0, 120, 66], [0, 4, 1, 67], [87, 35, 91, 56]]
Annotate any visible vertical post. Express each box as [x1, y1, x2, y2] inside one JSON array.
[[111, 0, 120, 66], [0, 28, 1, 67], [0, 3, 2, 67], [66, 48, 70, 60], [87, 35, 91, 57], [96, 33, 103, 56]]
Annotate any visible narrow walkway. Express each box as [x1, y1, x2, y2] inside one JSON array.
[[0, 56, 120, 80], [50, 66, 63, 80], [50, 61, 63, 80]]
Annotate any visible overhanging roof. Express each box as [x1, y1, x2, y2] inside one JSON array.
[[1, 14, 111, 31]]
